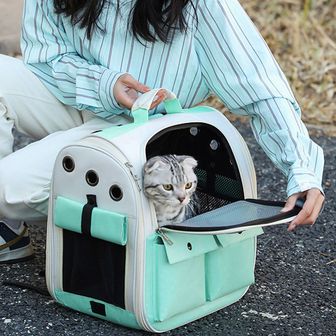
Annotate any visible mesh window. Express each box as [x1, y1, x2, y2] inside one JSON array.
[[214, 174, 244, 200], [196, 191, 231, 214]]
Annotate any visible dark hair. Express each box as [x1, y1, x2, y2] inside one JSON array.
[[53, 0, 196, 43]]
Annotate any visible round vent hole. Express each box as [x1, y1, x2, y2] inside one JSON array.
[[62, 156, 75, 172], [86, 170, 99, 186], [109, 185, 123, 201]]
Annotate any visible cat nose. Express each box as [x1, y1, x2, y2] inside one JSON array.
[[178, 196, 186, 203]]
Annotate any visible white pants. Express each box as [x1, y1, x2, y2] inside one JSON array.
[[0, 55, 125, 221]]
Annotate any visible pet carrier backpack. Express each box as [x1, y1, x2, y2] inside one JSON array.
[[46, 89, 301, 332]]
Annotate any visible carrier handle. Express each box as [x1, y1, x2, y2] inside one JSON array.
[[131, 88, 183, 123]]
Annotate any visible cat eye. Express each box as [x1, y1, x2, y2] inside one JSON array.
[[185, 182, 192, 189], [163, 184, 173, 191]]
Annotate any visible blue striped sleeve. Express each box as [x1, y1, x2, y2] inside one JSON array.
[[21, 0, 124, 118], [245, 99, 324, 196], [195, 0, 324, 196]]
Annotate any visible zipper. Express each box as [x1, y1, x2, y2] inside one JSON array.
[[157, 227, 174, 245], [134, 216, 154, 331], [45, 210, 55, 296], [125, 162, 142, 191], [131, 186, 158, 331], [46, 188, 63, 299]]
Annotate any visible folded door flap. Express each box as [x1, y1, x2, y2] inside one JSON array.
[[160, 226, 263, 265], [54, 196, 127, 245], [216, 227, 263, 248], [160, 232, 218, 264], [161, 199, 302, 234]]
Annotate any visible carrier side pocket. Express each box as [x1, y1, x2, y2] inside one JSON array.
[[148, 233, 217, 322], [205, 228, 262, 301], [154, 241, 205, 321]]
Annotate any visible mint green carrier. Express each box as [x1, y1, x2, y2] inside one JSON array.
[[46, 90, 298, 332]]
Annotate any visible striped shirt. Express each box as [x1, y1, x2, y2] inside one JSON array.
[[21, 0, 324, 196]]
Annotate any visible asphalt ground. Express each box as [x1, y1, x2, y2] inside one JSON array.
[[1, 121, 335, 336]]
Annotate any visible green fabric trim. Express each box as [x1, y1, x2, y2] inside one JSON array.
[[54, 290, 140, 329], [98, 122, 139, 140], [91, 207, 127, 245], [54, 197, 82, 234], [96, 105, 217, 140], [132, 107, 149, 123], [164, 98, 183, 114], [55, 196, 127, 245]]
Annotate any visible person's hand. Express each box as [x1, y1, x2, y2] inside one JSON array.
[[281, 188, 325, 231], [113, 74, 166, 110]]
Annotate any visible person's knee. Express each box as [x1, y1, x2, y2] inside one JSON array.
[[0, 162, 15, 218], [0, 159, 49, 219], [0, 158, 19, 216]]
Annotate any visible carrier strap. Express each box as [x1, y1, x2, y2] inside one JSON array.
[[81, 195, 97, 236]]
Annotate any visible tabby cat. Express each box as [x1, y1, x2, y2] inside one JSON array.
[[143, 154, 199, 226]]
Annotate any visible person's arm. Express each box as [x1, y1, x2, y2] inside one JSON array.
[[21, 0, 150, 117], [194, 0, 324, 229]]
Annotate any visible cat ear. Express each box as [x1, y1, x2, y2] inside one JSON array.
[[180, 156, 198, 169], [144, 157, 167, 174]]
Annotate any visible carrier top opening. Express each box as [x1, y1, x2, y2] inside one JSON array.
[[146, 123, 244, 213]]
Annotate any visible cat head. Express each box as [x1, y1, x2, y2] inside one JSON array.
[[143, 155, 198, 207]]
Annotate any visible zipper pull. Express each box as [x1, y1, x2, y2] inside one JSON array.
[[157, 228, 174, 246]]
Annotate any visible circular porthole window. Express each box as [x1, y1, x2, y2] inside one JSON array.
[[62, 156, 75, 172], [85, 170, 99, 186], [189, 127, 199, 136], [109, 185, 123, 201], [210, 139, 219, 150]]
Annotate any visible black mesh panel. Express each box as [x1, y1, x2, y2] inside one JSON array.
[[196, 191, 231, 214], [146, 123, 244, 211], [63, 230, 126, 309]]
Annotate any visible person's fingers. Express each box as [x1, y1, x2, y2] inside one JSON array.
[[122, 74, 150, 93], [118, 90, 165, 110], [119, 90, 165, 110], [150, 91, 167, 109], [309, 195, 324, 223], [287, 204, 313, 231], [113, 74, 151, 109], [281, 193, 300, 213], [287, 189, 324, 231], [117, 92, 137, 109]]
